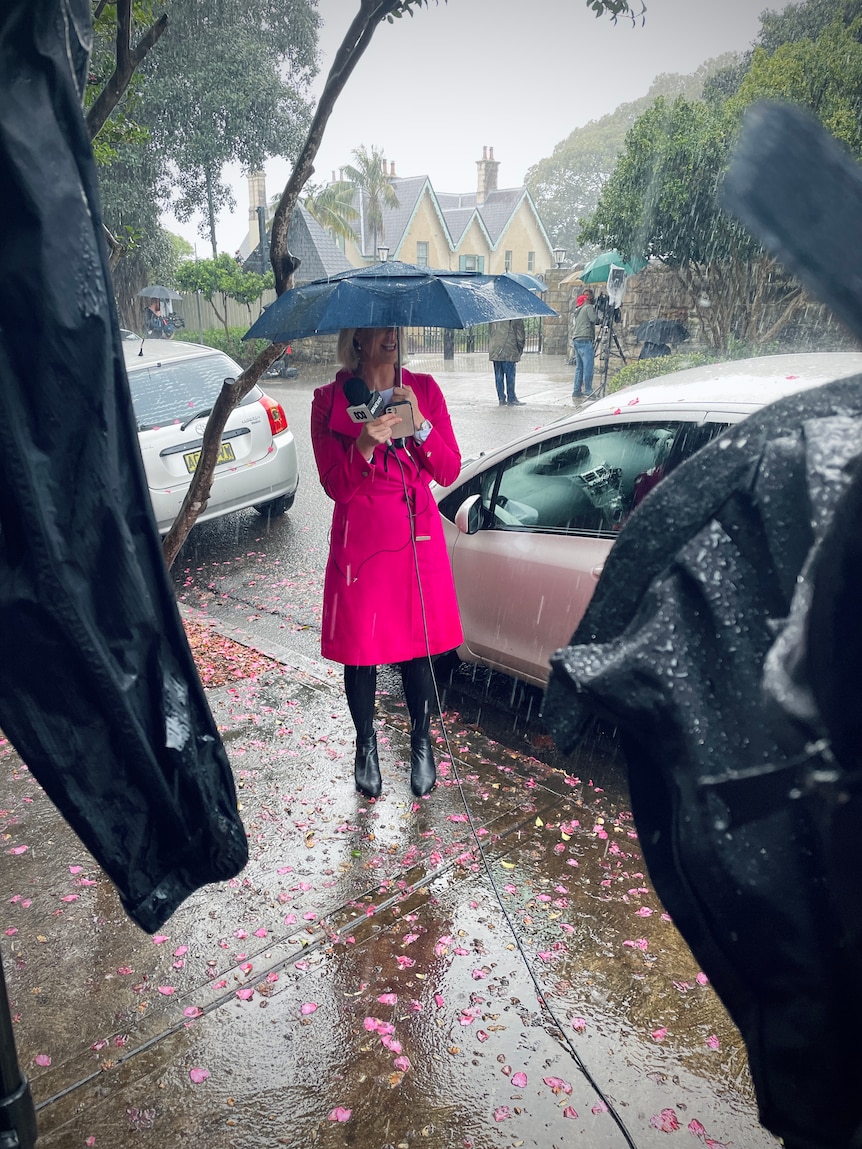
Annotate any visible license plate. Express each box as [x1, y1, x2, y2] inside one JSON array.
[[184, 441, 236, 474]]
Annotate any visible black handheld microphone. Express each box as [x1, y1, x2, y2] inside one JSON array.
[[343, 376, 386, 423], [343, 376, 414, 448]]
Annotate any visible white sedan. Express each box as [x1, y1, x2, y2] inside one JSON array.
[[124, 340, 299, 534], [435, 353, 862, 687]]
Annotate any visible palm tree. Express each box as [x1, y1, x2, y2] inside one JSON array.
[[302, 180, 359, 243], [342, 144, 400, 256]]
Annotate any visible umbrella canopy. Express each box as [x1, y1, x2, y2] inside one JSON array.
[[503, 271, 547, 293], [136, 285, 183, 301], [243, 261, 557, 342], [634, 318, 689, 344], [576, 250, 648, 284]]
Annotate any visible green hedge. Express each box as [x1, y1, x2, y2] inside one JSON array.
[[608, 352, 722, 393], [173, 327, 272, 368]]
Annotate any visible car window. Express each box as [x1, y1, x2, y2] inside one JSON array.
[[486, 420, 699, 536], [127, 352, 261, 431]]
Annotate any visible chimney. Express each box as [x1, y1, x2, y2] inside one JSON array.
[[390, 161, 396, 177], [332, 170, 336, 183], [476, 146, 499, 206], [247, 169, 267, 247]]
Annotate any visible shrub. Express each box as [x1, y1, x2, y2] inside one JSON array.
[[609, 351, 723, 393], [173, 327, 271, 368]]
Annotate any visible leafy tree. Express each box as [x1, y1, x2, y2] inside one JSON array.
[[137, 0, 318, 257], [729, 18, 862, 158], [526, 61, 730, 260], [342, 145, 400, 254], [174, 255, 273, 338], [303, 180, 360, 243], [580, 96, 805, 350], [756, 0, 862, 53]]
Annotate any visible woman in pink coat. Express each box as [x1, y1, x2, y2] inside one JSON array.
[[310, 327, 463, 800]]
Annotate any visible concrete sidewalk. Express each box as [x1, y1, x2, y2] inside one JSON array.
[[0, 621, 777, 1148]]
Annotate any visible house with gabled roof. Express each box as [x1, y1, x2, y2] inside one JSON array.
[[342, 147, 555, 278]]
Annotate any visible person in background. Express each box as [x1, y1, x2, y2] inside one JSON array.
[[488, 318, 526, 406], [571, 287, 597, 400], [145, 299, 173, 339], [310, 327, 463, 801]]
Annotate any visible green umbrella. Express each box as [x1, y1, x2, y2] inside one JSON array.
[[576, 249, 647, 283]]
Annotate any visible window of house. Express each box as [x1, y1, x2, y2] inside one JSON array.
[[527, 251, 535, 271], [504, 251, 512, 271], [458, 254, 485, 273], [416, 241, 429, 267]]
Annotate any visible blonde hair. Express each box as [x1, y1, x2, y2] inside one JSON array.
[[337, 328, 362, 372], [336, 327, 405, 373]]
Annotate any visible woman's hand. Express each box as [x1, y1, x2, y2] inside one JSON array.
[[393, 384, 424, 433], [357, 411, 401, 460]]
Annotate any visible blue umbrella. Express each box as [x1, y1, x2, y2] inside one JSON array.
[[243, 261, 557, 342], [503, 271, 548, 293]]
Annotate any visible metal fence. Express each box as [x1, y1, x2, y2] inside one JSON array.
[[403, 317, 544, 357]]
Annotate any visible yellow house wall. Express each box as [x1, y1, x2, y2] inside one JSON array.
[[490, 208, 554, 276], [397, 195, 452, 268], [452, 217, 491, 270]]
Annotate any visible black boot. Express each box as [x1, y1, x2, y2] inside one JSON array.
[[354, 734, 382, 798], [410, 735, 436, 797]]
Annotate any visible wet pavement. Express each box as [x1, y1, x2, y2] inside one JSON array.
[[1, 620, 780, 1149]]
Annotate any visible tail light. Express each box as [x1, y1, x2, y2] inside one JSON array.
[[260, 394, 289, 436]]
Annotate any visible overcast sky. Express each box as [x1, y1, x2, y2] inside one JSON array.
[[160, 0, 793, 255]]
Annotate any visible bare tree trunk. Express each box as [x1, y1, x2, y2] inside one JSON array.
[[205, 171, 218, 259], [163, 0, 404, 567]]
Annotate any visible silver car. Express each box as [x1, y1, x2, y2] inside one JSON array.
[[124, 340, 299, 534], [435, 353, 862, 686]]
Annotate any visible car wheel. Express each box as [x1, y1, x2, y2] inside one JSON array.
[[254, 492, 294, 518]]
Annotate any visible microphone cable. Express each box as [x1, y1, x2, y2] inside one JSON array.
[[389, 444, 640, 1149]]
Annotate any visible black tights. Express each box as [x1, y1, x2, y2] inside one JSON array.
[[344, 658, 436, 742]]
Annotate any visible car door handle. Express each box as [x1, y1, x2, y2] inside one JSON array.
[[591, 564, 604, 580]]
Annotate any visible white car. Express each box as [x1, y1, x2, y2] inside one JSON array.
[[435, 353, 862, 687], [124, 340, 299, 534]]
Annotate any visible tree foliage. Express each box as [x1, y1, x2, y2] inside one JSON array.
[[526, 61, 730, 260], [303, 180, 359, 242], [174, 255, 274, 337]]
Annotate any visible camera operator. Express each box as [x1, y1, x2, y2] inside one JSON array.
[[571, 288, 598, 400]]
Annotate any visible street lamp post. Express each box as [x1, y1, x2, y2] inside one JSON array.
[[377, 245, 389, 263], [553, 247, 566, 269]]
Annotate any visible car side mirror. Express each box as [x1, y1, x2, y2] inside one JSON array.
[[454, 493, 483, 535]]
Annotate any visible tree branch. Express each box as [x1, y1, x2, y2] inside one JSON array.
[[269, 0, 401, 293], [86, 1, 168, 141]]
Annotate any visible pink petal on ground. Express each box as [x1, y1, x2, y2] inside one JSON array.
[[86, 1139, 96, 1146], [152, 935, 168, 945], [651, 1026, 668, 1042], [117, 967, 133, 975], [236, 988, 254, 1001], [396, 956, 415, 969], [563, 1107, 579, 1119], [303, 912, 317, 921], [61, 894, 78, 903], [457, 1012, 474, 1026], [233, 929, 247, 939], [253, 928, 267, 937], [363, 1017, 381, 1032], [592, 1102, 609, 1114], [183, 1007, 203, 1018], [493, 1107, 511, 1122], [174, 946, 188, 957], [471, 968, 486, 980], [284, 914, 297, 925], [378, 993, 398, 1005], [300, 1002, 318, 1016], [381, 1035, 402, 1054], [706, 1034, 720, 1050], [542, 1076, 573, 1095], [7, 846, 28, 855], [189, 1067, 210, 1084], [511, 1072, 528, 1088], [69, 865, 83, 874], [157, 986, 176, 996], [689, 1120, 706, 1136], [476, 1030, 489, 1043], [649, 1108, 680, 1132], [4, 929, 16, 937], [434, 993, 445, 1008], [696, 971, 709, 985], [34, 1054, 51, 1067], [571, 1017, 587, 1031], [393, 1055, 410, 1072], [636, 907, 653, 917], [327, 1107, 352, 1123], [295, 959, 309, 971]]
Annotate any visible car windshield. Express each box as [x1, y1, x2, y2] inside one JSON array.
[[128, 351, 260, 431]]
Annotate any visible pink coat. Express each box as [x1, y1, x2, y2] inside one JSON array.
[[311, 367, 464, 666]]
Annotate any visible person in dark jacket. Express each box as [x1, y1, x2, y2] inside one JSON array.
[[488, 318, 526, 405], [570, 288, 597, 399]]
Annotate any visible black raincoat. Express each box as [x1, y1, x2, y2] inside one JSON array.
[[0, 0, 247, 934], [543, 379, 862, 1149]]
